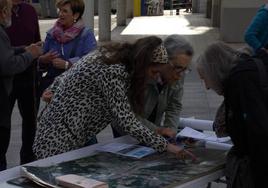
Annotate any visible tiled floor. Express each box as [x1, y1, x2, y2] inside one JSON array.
[[6, 10, 246, 188]]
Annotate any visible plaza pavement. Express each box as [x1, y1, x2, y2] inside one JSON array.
[[6, 10, 246, 188]]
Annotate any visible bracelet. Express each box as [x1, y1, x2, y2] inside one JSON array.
[[65, 61, 69, 70]]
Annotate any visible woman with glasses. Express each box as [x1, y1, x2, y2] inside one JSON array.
[[33, 36, 196, 161], [112, 35, 193, 138]]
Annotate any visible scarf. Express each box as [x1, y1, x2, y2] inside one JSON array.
[[51, 19, 85, 44]]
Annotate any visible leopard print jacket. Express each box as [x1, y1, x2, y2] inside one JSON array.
[[33, 49, 168, 159]]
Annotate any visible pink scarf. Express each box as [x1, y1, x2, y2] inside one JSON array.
[[51, 19, 85, 44]]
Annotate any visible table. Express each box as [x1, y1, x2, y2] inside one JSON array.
[[0, 135, 225, 188]]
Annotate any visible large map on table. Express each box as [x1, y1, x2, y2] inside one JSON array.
[[23, 148, 226, 188]]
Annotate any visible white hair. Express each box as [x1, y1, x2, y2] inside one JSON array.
[[196, 42, 241, 94], [163, 34, 194, 58]]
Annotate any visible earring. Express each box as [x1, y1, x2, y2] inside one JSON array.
[[74, 19, 77, 23]]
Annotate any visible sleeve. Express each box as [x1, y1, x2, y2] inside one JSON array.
[[0, 33, 33, 76], [136, 115, 158, 131], [163, 79, 184, 132], [68, 28, 97, 64], [38, 34, 51, 70], [101, 71, 168, 152], [13, 46, 26, 55], [244, 8, 268, 51]]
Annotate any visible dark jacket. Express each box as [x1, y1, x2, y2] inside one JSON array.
[[5, 2, 41, 86], [0, 25, 33, 95], [224, 57, 268, 187]]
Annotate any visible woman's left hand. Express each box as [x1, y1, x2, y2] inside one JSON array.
[[52, 58, 66, 69], [155, 127, 176, 138], [167, 143, 197, 161], [42, 90, 53, 103]]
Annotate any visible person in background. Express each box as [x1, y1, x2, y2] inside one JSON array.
[[244, 3, 268, 55], [196, 42, 268, 187], [5, 0, 41, 165], [112, 35, 193, 138], [38, 0, 97, 145], [38, 0, 97, 94], [33, 36, 196, 161], [0, 0, 42, 171]]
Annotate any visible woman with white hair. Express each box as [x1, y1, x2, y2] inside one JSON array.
[[112, 34, 194, 138], [196, 41, 268, 187]]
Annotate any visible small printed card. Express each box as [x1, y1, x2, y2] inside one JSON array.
[[96, 143, 156, 159]]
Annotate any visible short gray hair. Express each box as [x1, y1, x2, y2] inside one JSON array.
[[163, 34, 194, 58], [196, 42, 240, 94]]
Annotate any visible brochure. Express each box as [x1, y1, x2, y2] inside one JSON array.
[[96, 143, 156, 159]]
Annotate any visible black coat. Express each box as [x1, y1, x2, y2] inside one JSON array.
[[224, 57, 268, 187]]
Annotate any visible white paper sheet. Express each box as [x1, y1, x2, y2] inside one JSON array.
[[179, 118, 213, 131], [205, 141, 233, 151], [177, 127, 231, 143]]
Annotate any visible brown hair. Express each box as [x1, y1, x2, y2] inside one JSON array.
[[102, 36, 163, 114], [56, 0, 84, 20], [0, 0, 8, 11]]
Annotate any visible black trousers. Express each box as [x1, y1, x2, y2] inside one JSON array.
[[0, 80, 11, 171], [0, 80, 39, 171], [0, 101, 11, 171]]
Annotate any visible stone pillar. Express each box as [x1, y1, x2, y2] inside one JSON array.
[[126, 0, 133, 18], [206, 0, 212, 18], [220, 0, 266, 42], [83, 0, 94, 29], [98, 0, 111, 41], [211, 0, 221, 27], [192, 0, 199, 13], [117, 0, 127, 26]]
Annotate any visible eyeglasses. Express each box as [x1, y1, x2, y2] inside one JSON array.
[[169, 62, 191, 75]]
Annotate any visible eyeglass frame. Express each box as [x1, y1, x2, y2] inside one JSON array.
[[169, 61, 191, 75]]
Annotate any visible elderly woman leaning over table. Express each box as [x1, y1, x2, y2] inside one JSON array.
[[196, 42, 268, 188]]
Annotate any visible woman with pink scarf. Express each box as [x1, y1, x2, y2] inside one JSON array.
[[38, 0, 97, 93]]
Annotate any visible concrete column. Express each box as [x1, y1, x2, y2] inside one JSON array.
[[98, 0, 111, 41], [211, 0, 221, 27], [117, 0, 127, 26], [192, 0, 199, 13], [83, 0, 94, 29], [220, 0, 266, 42], [206, 0, 212, 18], [126, 0, 133, 18]]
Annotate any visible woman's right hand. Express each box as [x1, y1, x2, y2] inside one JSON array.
[[39, 51, 59, 64], [42, 90, 53, 103], [167, 143, 197, 161]]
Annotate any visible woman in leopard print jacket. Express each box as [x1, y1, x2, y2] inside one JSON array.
[[33, 36, 195, 160]]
